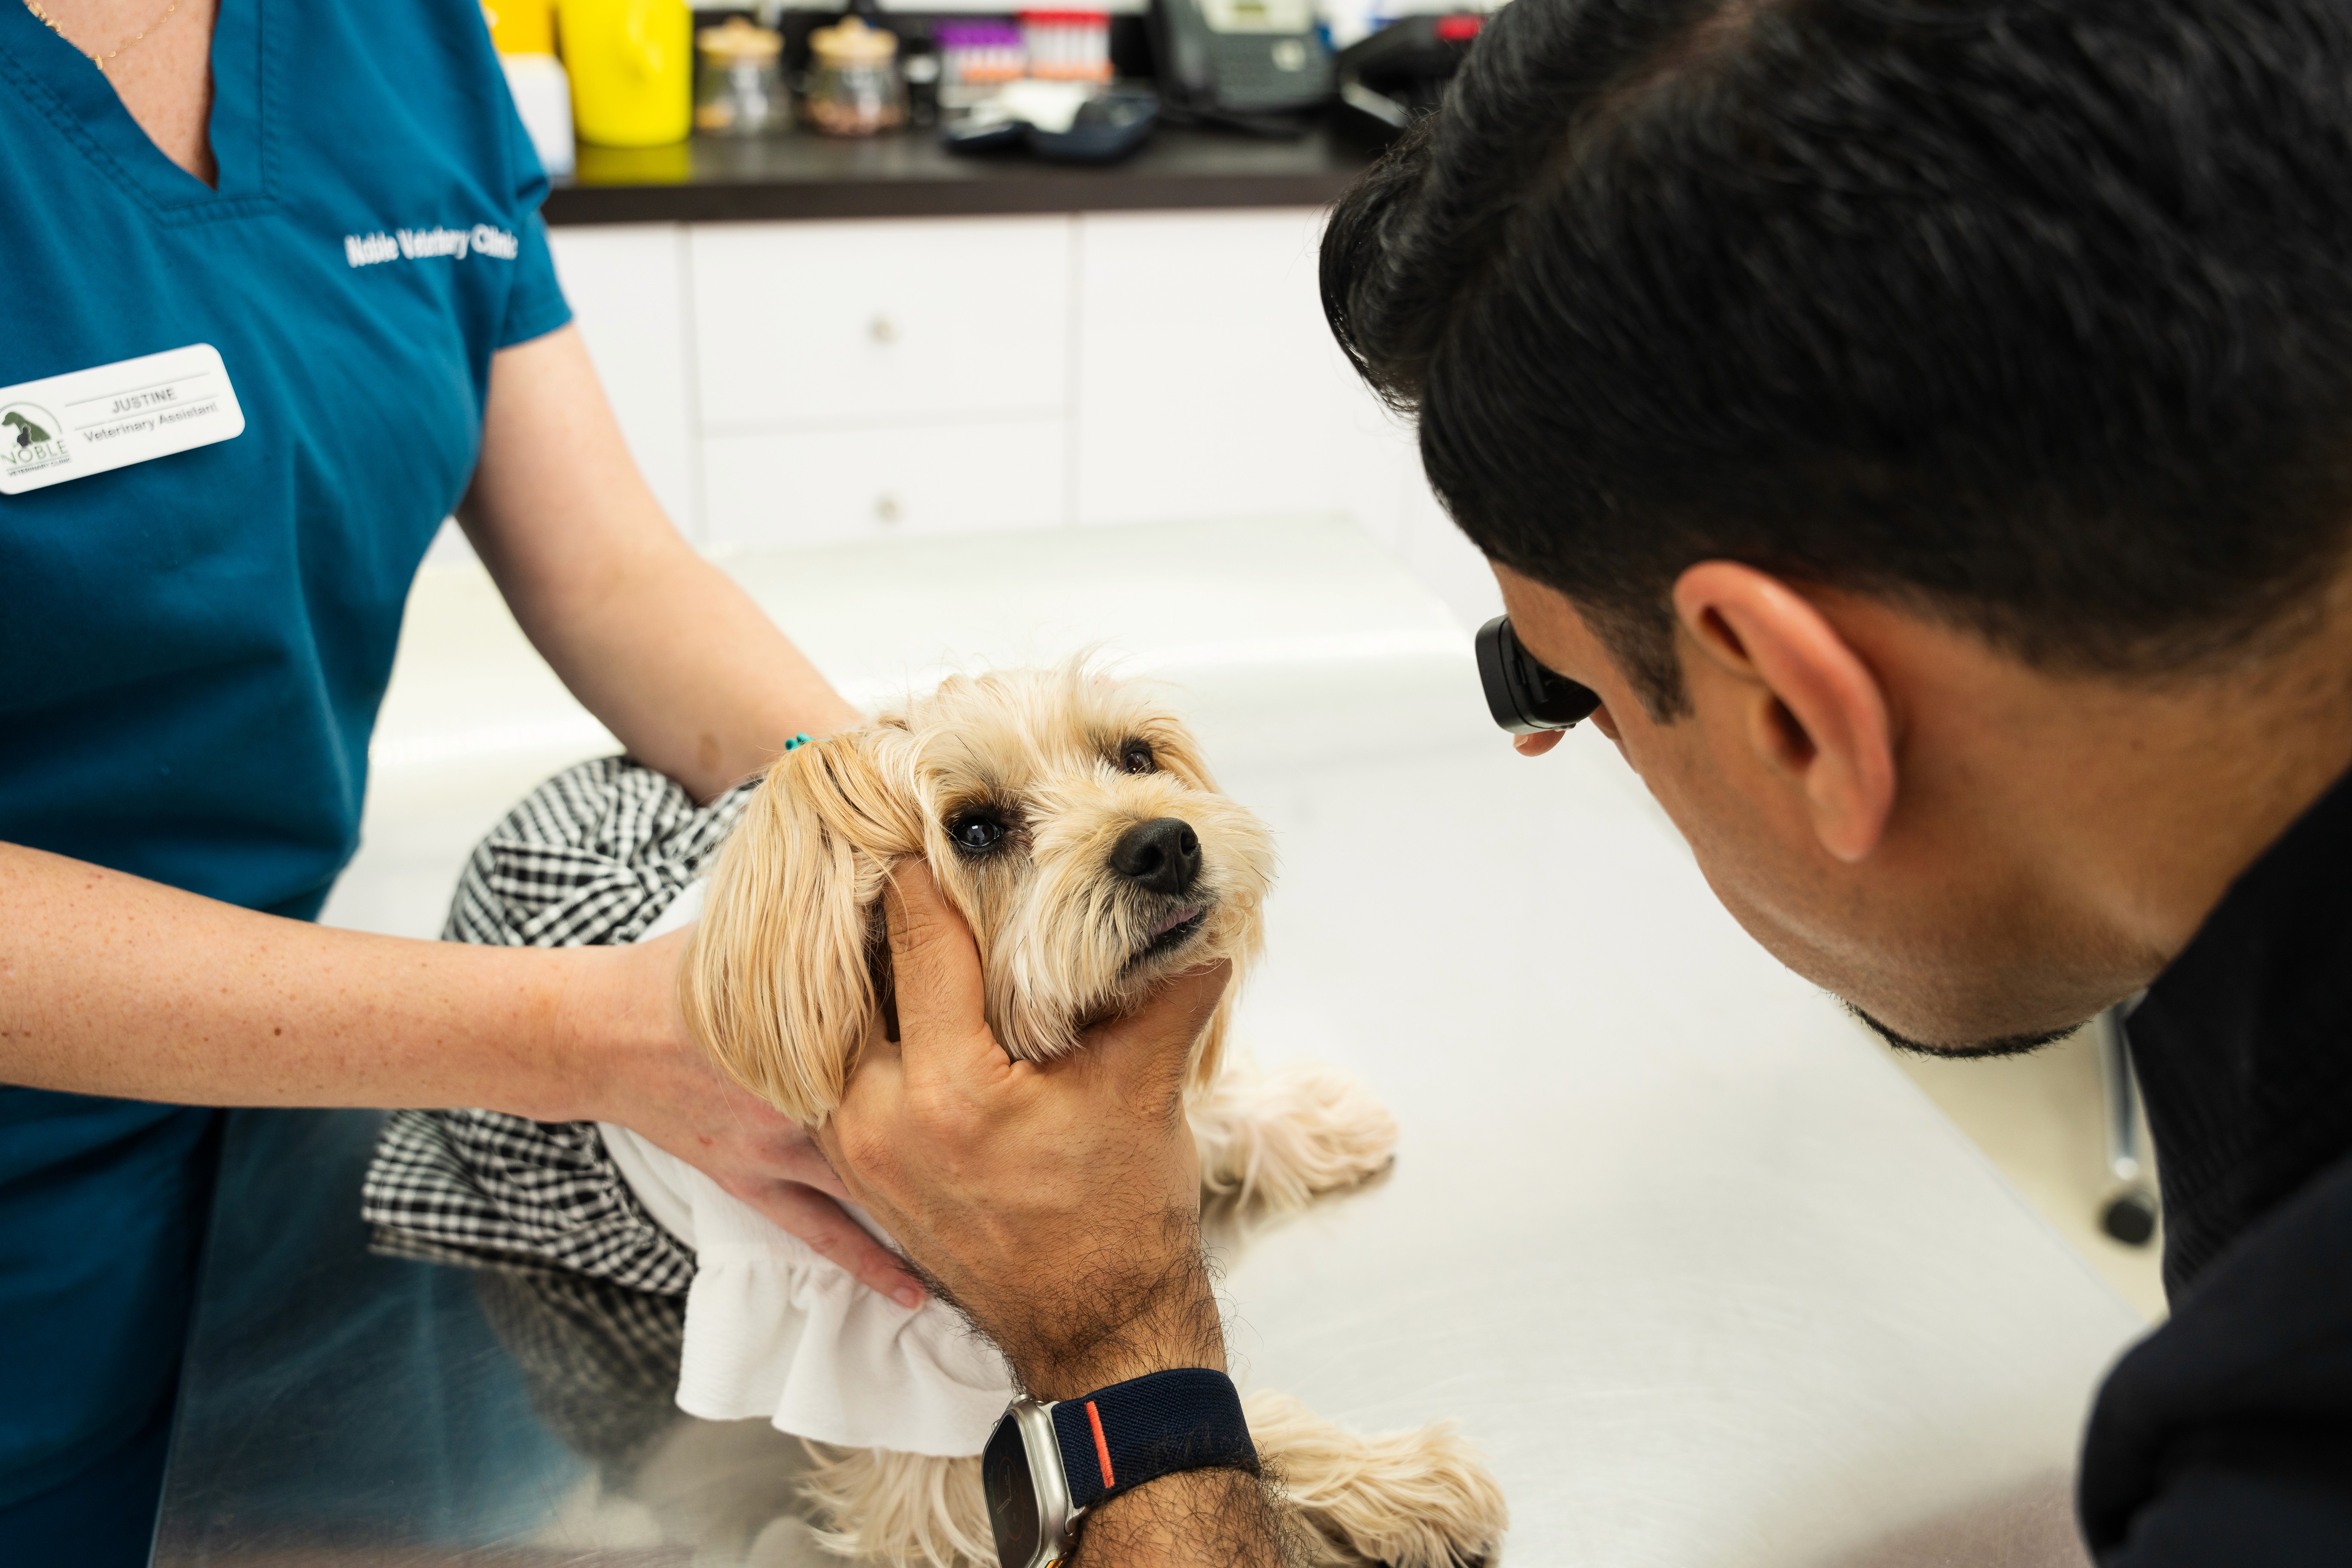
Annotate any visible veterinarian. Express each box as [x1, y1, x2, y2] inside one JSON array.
[[815, 0, 2352, 1562], [0, 2, 925, 1559]]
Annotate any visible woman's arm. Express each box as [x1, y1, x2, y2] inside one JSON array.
[[0, 843, 629, 1114], [0, 840, 922, 1305], [0, 328, 927, 1301], [457, 324, 859, 801]]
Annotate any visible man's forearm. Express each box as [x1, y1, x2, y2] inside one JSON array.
[[994, 1215, 1229, 1401], [0, 841, 633, 1118], [989, 1234, 1290, 1566], [1077, 1468, 1295, 1567], [1022, 1285, 1294, 1568]]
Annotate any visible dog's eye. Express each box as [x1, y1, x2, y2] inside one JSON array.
[[949, 814, 1004, 854], [1120, 740, 1156, 775]]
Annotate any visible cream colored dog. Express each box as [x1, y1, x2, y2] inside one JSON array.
[[678, 664, 1509, 1568]]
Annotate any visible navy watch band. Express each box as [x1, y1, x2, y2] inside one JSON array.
[[1047, 1368, 1259, 1512]]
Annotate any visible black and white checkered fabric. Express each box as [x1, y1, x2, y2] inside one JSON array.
[[444, 754, 756, 949], [362, 756, 758, 1298], [365, 1107, 699, 1294]]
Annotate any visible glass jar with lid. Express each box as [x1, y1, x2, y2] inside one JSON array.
[[803, 15, 907, 137], [694, 16, 790, 136]]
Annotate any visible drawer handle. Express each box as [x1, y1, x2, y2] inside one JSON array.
[[869, 315, 898, 345], [874, 493, 903, 524]]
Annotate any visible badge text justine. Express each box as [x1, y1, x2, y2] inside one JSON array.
[[108, 387, 179, 415]]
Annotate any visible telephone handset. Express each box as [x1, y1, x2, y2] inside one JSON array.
[[1150, 0, 1334, 119]]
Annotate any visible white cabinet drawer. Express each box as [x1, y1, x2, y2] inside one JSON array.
[[691, 217, 1073, 429], [1074, 209, 1351, 527], [703, 418, 1067, 548]]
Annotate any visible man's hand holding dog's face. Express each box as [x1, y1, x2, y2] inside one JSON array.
[[816, 861, 1232, 1399]]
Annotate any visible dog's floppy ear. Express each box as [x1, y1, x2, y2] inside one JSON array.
[[680, 728, 922, 1126]]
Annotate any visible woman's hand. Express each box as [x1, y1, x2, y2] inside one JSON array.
[[812, 863, 1232, 1398], [563, 927, 926, 1308]]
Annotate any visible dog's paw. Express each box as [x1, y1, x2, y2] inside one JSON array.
[[1193, 1060, 1400, 1217], [1270, 1059, 1403, 1199], [1246, 1391, 1509, 1568], [1331, 1420, 1507, 1568]]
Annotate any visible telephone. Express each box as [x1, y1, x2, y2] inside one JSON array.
[[1150, 0, 1334, 119]]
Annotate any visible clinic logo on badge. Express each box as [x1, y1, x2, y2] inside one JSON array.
[[0, 402, 70, 479]]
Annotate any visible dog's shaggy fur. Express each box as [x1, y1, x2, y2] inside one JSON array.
[[678, 665, 1508, 1566]]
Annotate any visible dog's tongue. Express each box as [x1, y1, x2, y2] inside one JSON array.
[[1150, 905, 1202, 939]]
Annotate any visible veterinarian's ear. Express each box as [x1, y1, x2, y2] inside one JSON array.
[[1671, 563, 1897, 864], [681, 731, 920, 1123]]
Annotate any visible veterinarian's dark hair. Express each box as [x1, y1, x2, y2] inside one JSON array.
[[1323, 0, 2352, 715]]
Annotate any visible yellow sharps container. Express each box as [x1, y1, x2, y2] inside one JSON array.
[[558, 0, 693, 147]]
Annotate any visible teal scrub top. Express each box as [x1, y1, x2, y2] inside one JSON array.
[[0, 0, 571, 1507]]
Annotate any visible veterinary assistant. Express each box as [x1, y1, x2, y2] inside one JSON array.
[[0, 2, 912, 1560]]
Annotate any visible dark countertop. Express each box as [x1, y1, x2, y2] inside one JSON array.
[[545, 121, 1375, 225]]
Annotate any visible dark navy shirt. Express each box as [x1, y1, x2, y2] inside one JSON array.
[[0, 0, 568, 1507], [2080, 765, 2352, 1561]]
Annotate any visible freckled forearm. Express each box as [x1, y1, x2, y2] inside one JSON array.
[[0, 841, 620, 1117]]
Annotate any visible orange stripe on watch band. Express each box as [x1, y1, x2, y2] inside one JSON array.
[[1085, 1400, 1116, 1489]]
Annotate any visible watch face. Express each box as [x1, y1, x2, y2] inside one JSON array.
[[984, 1415, 1041, 1567]]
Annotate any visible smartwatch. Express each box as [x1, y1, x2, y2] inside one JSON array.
[[981, 1367, 1260, 1568]]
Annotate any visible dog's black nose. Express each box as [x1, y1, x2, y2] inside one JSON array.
[[1110, 817, 1200, 895]]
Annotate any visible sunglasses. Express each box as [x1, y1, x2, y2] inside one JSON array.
[[1476, 615, 1603, 733]]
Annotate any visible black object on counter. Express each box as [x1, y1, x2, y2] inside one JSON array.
[[1333, 12, 1483, 147], [943, 86, 1162, 166]]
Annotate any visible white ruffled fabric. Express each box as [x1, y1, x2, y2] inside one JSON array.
[[601, 882, 1015, 1457]]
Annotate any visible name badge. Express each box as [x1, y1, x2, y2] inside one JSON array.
[[0, 344, 246, 496]]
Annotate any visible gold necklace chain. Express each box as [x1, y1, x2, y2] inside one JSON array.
[[23, 0, 184, 72]]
